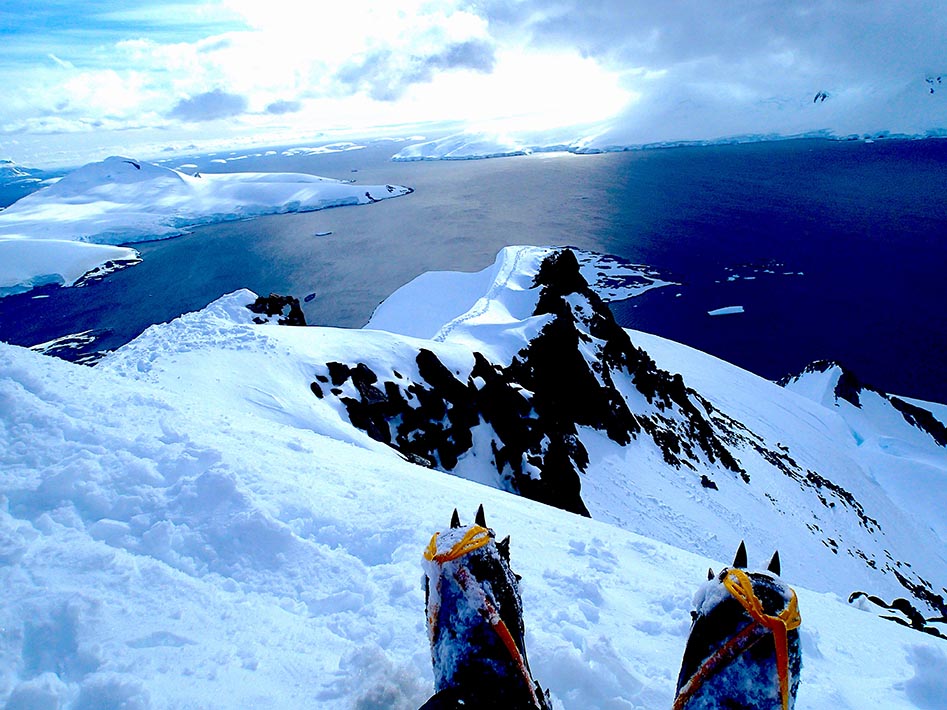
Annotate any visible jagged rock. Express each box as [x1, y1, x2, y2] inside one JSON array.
[[246, 294, 307, 326], [294, 248, 947, 614], [849, 591, 947, 639], [700, 475, 718, 490], [311, 249, 767, 517]]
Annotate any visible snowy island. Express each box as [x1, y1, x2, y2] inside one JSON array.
[[2, 244, 945, 709], [0, 156, 412, 296]]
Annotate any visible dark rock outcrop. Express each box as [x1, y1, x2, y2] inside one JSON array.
[[300, 249, 943, 614], [312, 249, 758, 516], [849, 591, 946, 639], [246, 294, 307, 326], [779, 359, 947, 447]]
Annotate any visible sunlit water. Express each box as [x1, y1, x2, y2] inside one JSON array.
[[1, 138, 945, 403]]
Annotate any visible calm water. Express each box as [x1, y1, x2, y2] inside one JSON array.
[[1, 138, 945, 403]]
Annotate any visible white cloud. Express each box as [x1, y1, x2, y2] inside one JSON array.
[[47, 54, 75, 70], [4, 0, 947, 164]]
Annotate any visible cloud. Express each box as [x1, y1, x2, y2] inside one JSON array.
[[7, 0, 947, 164], [265, 99, 301, 115], [47, 53, 75, 70], [336, 39, 496, 101], [425, 39, 497, 73], [480, 0, 947, 85], [169, 89, 248, 122]]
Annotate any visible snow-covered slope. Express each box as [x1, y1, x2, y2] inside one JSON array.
[[0, 156, 412, 296], [1, 328, 944, 710], [360, 248, 947, 618], [2, 245, 946, 708], [92, 244, 947, 614], [392, 132, 539, 161], [391, 80, 947, 161], [0, 159, 42, 184], [781, 361, 947, 544]]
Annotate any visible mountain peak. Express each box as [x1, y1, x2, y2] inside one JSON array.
[[316, 249, 751, 515], [50, 156, 190, 193], [781, 359, 947, 447]]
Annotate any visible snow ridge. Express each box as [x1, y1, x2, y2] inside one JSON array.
[[305, 248, 947, 624], [2, 245, 946, 709]]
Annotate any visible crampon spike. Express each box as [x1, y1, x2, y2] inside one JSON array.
[[733, 541, 748, 569]]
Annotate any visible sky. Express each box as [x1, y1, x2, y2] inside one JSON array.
[[1, 1, 946, 166]]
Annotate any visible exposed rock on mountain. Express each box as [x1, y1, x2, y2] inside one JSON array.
[[313, 250, 753, 515], [849, 591, 946, 639], [246, 294, 307, 326], [780, 359, 947, 447], [314, 250, 884, 540]]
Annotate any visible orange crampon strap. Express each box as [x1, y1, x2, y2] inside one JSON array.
[[452, 564, 544, 710], [673, 569, 801, 710], [723, 569, 801, 710], [424, 525, 492, 563]]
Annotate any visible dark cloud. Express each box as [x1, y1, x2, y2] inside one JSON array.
[[336, 39, 496, 101], [168, 89, 248, 122], [198, 37, 233, 53], [265, 99, 302, 115], [477, 0, 947, 84], [425, 39, 497, 73]]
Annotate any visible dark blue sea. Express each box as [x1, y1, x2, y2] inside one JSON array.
[[1, 138, 945, 403]]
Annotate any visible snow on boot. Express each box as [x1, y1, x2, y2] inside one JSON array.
[[420, 506, 551, 710], [673, 544, 802, 710]]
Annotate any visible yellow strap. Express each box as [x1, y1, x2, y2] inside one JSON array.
[[723, 569, 801, 710], [424, 525, 492, 563]]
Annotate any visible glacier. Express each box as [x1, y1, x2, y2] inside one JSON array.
[[0, 156, 412, 297]]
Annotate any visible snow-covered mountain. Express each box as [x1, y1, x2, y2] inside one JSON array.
[[0, 156, 412, 296], [391, 76, 947, 161], [1, 245, 945, 708], [331, 247, 947, 620], [0, 159, 42, 184]]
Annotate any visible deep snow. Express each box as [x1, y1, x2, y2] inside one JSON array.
[[2, 245, 945, 709]]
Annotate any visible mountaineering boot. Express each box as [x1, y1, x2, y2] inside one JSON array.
[[673, 543, 802, 710], [420, 507, 551, 710]]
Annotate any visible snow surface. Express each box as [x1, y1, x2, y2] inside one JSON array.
[[281, 143, 366, 156], [391, 79, 947, 162], [392, 132, 537, 161], [0, 159, 41, 184], [0, 156, 411, 296], [2, 246, 946, 709], [2, 332, 945, 709], [782, 364, 947, 543], [366, 245, 675, 362]]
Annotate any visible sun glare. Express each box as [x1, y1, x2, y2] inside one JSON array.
[[404, 49, 634, 130]]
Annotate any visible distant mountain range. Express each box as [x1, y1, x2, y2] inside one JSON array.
[[0, 159, 42, 184]]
